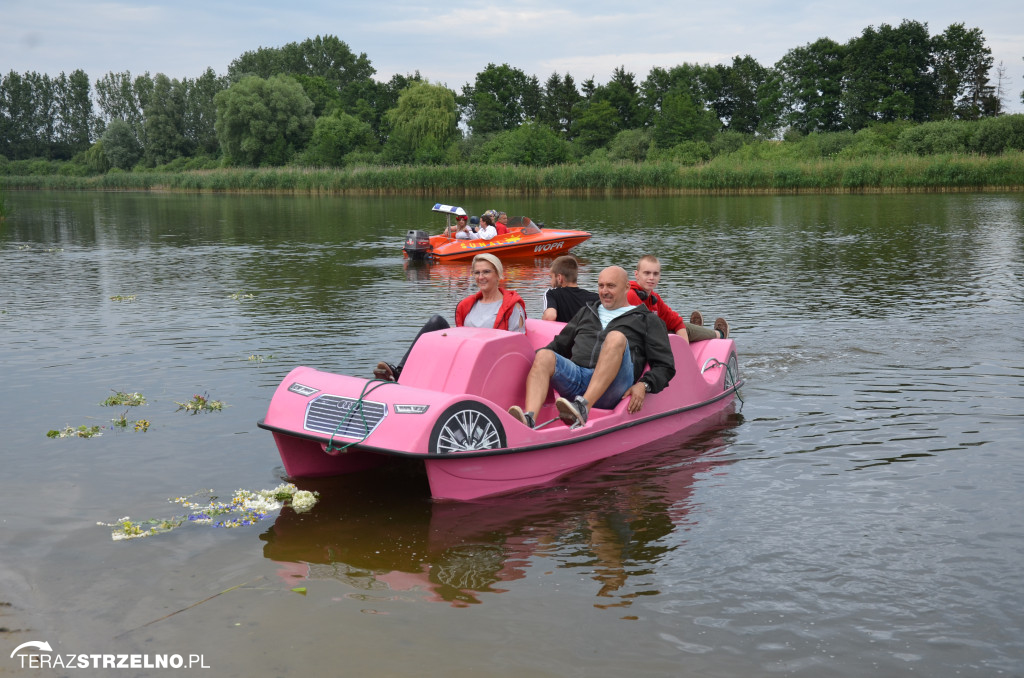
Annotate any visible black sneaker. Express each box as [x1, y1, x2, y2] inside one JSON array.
[[508, 406, 536, 429], [555, 395, 588, 428]]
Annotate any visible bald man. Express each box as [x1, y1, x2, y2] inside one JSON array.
[[509, 266, 676, 429]]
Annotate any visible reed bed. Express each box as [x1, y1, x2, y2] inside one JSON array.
[[5, 152, 1023, 194]]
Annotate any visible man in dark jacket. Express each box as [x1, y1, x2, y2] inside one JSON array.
[[509, 266, 675, 429]]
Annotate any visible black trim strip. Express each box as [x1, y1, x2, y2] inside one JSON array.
[[257, 380, 743, 460]]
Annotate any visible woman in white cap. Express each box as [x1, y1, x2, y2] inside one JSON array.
[[374, 253, 526, 381]]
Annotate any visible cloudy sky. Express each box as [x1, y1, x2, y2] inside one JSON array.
[[4, 0, 1022, 112]]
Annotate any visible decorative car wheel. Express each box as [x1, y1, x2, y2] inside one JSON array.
[[723, 352, 740, 392], [429, 401, 506, 455]]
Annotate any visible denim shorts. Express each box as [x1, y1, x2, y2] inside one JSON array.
[[551, 343, 634, 410]]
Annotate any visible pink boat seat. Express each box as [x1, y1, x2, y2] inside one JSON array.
[[399, 327, 536, 410]]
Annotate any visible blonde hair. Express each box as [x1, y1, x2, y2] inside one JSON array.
[[472, 253, 504, 280]]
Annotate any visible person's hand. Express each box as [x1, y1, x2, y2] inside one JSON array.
[[623, 382, 647, 414]]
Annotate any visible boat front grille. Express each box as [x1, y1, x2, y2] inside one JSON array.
[[304, 394, 387, 439]]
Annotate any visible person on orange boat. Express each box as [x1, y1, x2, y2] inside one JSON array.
[[466, 213, 498, 240], [508, 266, 674, 430], [495, 211, 509, 235], [628, 254, 729, 343], [374, 253, 526, 381], [542, 255, 599, 322], [444, 214, 469, 238]]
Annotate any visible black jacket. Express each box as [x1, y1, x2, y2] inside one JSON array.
[[544, 301, 676, 393]]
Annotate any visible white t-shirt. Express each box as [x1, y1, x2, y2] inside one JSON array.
[[464, 299, 526, 333], [597, 304, 634, 329]]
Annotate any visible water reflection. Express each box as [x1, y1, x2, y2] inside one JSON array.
[[260, 410, 741, 608]]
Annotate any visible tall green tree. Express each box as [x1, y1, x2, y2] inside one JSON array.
[[461, 63, 541, 135], [55, 69, 96, 159], [94, 71, 154, 148], [591, 66, 642, 131], [711, 55, 782, 136], [304, 110, 374, 165], [776, 38, 847, 133], [539, 72, 582, 139], [100, 118, 142, 170], [1, 71, 45, 159], [932, 23, 995, 119], [570, 99, 619, 153], [383, 80, 458, 163], [183, 68, 226, 157], [144, 73, 189, 165], [227, 35, 375, 113], [652, 90, 719, 148], [214, 74, 315, 166], [842, 20, 935, 129]]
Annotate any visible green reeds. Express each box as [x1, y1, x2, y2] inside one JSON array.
[[3, 152, 1022, 194]]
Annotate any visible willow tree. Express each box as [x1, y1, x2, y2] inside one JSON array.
[[214, 74, 314, 166], [383, 80, 458, 164]]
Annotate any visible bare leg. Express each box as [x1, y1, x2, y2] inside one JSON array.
[[523, 349, 557, 414], [581, 331, 627, 406]]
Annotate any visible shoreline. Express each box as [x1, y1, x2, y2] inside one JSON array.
[[4, 152, 1023, 196]]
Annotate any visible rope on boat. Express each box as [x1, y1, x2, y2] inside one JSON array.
[[324, 379, 396, 454], [701, 357, 744, 406]]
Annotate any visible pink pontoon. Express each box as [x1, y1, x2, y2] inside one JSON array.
[[258, 319, 742, 501]]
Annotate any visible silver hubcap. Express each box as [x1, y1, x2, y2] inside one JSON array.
[[435, 409, 501, 453]]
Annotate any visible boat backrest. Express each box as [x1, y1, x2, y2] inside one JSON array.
[[400, 327, 534, 408]]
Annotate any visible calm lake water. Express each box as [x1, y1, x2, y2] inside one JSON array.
[[2, 190, 1023, 677]]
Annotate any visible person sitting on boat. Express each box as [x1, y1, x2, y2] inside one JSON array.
[[374, 253, 526, 381], [628, 254, 729, 343], [444, 214, 469, 238], [453, 215, 480, 239], [508, 266, 675, 429], [495, 211, 509, 235], [466, 213, 498, 240], [542, 255, 599, 322]]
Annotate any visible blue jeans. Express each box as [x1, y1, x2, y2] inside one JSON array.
[[551, 343, 633, 410]]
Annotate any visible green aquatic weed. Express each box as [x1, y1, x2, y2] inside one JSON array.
[[46, 425, 103, 439], [175, 393, 224, 414], [229, 292, 255, 300], [109, 295, 137, 302], [100, 391, 146, 407]]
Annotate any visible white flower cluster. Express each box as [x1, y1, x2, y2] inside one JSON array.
[[103, 484, 320, 540]]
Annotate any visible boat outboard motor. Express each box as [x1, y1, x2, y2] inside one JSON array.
[[403, 230, 432, 260]]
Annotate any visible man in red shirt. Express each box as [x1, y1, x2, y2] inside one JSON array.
[[626, 255, 729, 342]]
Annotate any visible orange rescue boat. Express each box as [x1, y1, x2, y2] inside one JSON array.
[[403, 204, 591, 262]]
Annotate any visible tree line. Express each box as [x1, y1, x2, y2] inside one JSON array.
[[1, 22, 1021, 176]]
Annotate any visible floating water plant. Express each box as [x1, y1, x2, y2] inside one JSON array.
[[101, 391, 146, 407], [229, 292, 255, 301], [101, 484, 319, 540], [111, 412, 150, 432], [109, 294, 136, 302], [247, 353, 275, 365], [175, 393, 224, 414], [47, 425, 103, 439]]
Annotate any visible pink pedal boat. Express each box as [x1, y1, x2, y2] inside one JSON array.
[[258, 319, 743, 501]]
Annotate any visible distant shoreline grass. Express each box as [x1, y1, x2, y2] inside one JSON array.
[[5, 152, 1023, 195]]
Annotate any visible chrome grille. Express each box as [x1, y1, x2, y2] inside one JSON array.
[[304, 394, 387, 439]]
